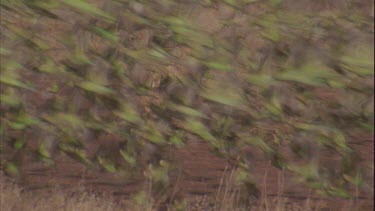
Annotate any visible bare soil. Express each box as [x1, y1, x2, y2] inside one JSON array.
[[6, 131, 372, 210]]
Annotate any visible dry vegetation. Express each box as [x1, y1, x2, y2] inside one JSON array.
[[1, 173, 362, 211]]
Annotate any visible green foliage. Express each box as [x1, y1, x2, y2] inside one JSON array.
[[0, 0, 373, 200], [4, 162, 19, 177], [63, 0, 114, 21], [183, 118, 218, 145]]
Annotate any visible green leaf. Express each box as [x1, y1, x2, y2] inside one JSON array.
[[169, 131, 185, 148], [122, 11, 150, 26], [247, 74, 275, 88], [204, 61, 233, 72], [72, 49, 92, 65], [223, 0, 238, 7], [120, 150, 136, 166], [359, 122, 374, 132], [276, 62, 338, 86], [43, 113, 85, 134], [17, 114, 38, 125], [149, 165, 169, 184], [48, 83, 59, 93], [332, 130, 350, 152], [261, 28, 280, 42], [39, 59, 57, 73], [201, 89, 243, 107], [342, 62, 374, 76], [38, 143, 51, 159], [132, 191, 149, 205], [31, 37, 50, 50], [98, 157, 117, 173], [288, 162, 319, 181], [265, 97, 283, 117], [276, 70, 322, 86], [161, 16, 189, 27], [0, 94, 21, 107], [8, 114, 38, 130], [243, 0, 260, 2], [295, 123, 324, 131], [341, 46, 374, 76], [114, 105, 142, 124], [234, 169, 250, 185], [245, 137, 273, 153], [0, 48, 12, 55], [38, 143, 54, 165], [78, 81, 113, 95], [0, 70, 31, 89], [270, 0, 282, 6], [168, 103, 207, 118], [327, 80, 345, 89], [93, 26, 118, 43], [59, 113, 84, 129], [140, 123, 166, 144], [63, 0, 114, 21], [343, 173, 365, 187], [296, 123, 350, 151], [13, 138, 25, 150], [149, 47, 169, 60], [0, 77, 30, 89], [183, 118, 218, 146], [60, 144, 92, 166], [5, 162, 19, 177], [324, 186, 351, 198], [31, 0, 61, 10], [112, 59, 127, 76]]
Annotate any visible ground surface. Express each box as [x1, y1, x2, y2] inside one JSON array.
[[8, 133, 372, 210]]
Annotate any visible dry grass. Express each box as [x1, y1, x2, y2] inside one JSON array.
[[0, 180, 118, 211], [205, 166, 329, 211], [2, 172, 368, 211]]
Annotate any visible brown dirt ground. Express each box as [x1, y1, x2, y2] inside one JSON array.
[[10, 133, 372, 210]]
